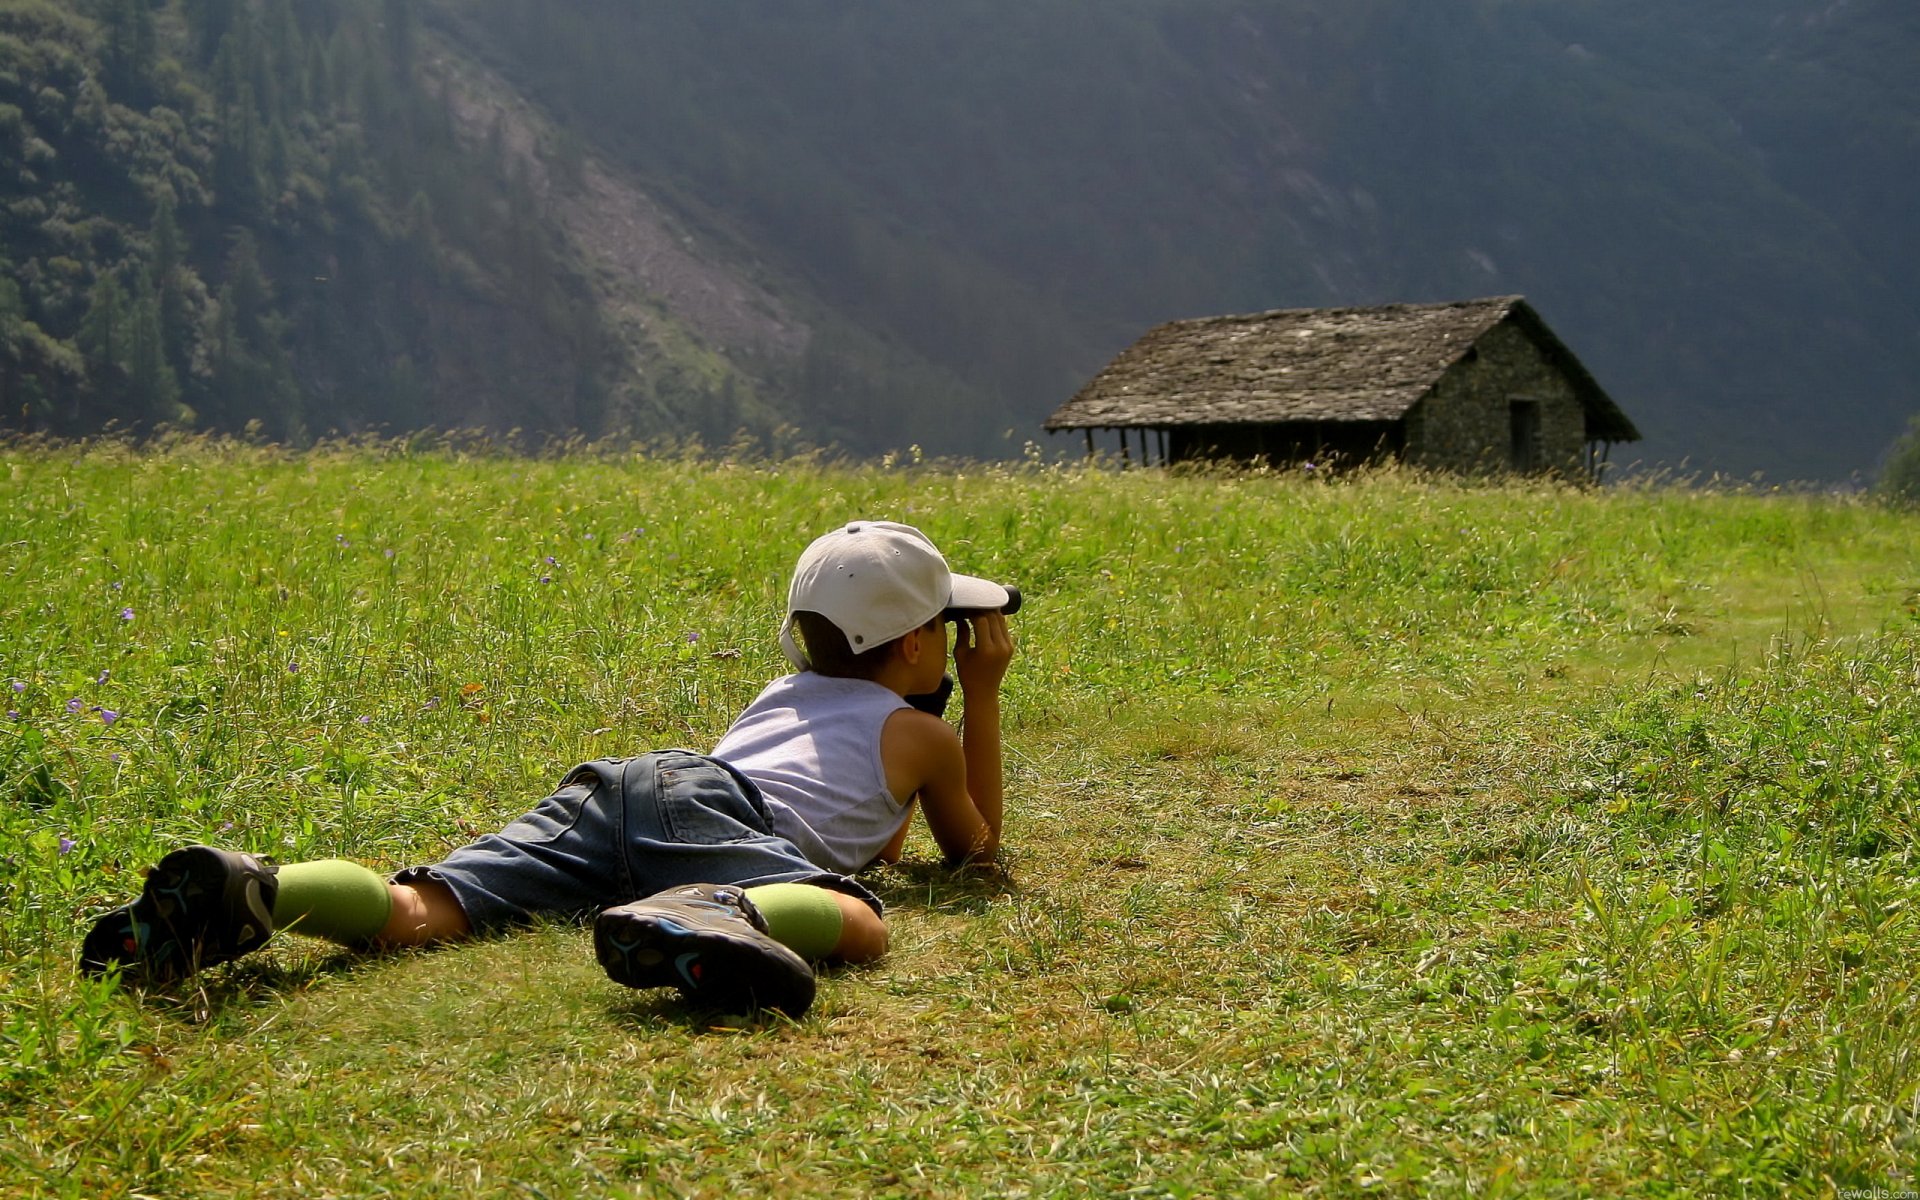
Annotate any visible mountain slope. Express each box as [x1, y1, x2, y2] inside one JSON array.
[[4, 1, 1915, 478], [437, 0, 1917, 478], [0, 0, 815, 446]]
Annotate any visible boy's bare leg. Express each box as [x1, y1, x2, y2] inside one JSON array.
[[830, 892, 888, 962], [376, 879, 472, 947], [376, 880, 875, 956]]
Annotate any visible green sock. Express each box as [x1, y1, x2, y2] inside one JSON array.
[[743, 883, 845, 960], [272, 860, 393, 945]]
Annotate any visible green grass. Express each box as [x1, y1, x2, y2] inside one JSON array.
[[3, 439, 1918, 1197]]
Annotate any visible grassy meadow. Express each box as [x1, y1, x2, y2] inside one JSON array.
[[2, 438, 1918, 1197]]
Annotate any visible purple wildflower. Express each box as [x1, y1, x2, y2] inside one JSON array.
[[288, 660, 300, 674], [6, 710, 17, 721], [111, 581, 123, 591], [100, 709, 120, 726], [422, 697, 440, 711], [96, 669, 110, 685], [9, 680, 23, 693], [66, 697, 82, 713], [120, 608, 135, 621], [357, 715, 371, 725], [219, 821, 234, 833], [685, 631, 700, 644], [539, 575, 552, 585], [545, 556, 558, 566], [58, 836, 76, 856], [384, 548, 395, 559]]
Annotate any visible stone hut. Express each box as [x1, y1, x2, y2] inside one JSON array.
[[1044, 296, 1640, 478]]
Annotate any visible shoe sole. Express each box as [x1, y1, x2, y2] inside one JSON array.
[[593, 907, 815, 1018], [79, 846, 274, 984]]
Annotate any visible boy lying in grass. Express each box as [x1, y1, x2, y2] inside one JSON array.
[[80, 521, 1015, 1018]]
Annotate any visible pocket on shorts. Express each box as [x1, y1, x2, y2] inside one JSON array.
[[491, 779, 597, 846], [656, 759, 770, 845]]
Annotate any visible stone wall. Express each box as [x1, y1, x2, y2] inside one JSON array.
[[1402, 318, 1588, 478]]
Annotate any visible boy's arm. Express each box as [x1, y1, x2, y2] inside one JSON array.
[[882, 711, 996, 865], [951, 611, 1011, 853], [873, 798, 916, 864], [878, 611, 1013, 866]]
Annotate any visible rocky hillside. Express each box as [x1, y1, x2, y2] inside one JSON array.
[[0, 0, 805, 447], [433, 0, 1919, 478], [4, 0, 1916, 478]]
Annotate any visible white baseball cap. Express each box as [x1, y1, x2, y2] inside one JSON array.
[[780, 520, 1009, 670]]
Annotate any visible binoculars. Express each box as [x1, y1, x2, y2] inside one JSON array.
[[943, 585, 1022, 622], [913, 586, 1021, 717]]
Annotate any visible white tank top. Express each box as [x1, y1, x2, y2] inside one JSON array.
[[712, 672, 912, 873]]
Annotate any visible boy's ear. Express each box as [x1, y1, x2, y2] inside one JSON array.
[[897, 625, 925, 665]]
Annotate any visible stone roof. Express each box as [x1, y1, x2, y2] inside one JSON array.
[[1045, 296, 1640, 443]]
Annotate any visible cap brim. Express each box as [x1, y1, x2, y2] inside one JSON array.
[[946, 573, 1009, 613]]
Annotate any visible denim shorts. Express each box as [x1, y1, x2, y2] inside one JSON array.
[[393, 751, 882, 933]]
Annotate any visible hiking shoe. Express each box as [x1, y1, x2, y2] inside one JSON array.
[[78, 845, 279, 985], [594, 884, 816, 1018]]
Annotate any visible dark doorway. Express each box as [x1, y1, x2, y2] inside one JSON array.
[[1509, 400, 1540, 472]]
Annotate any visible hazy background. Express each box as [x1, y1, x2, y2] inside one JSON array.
[[3, 0, 1915, 480]]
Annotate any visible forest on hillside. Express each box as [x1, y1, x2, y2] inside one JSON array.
[[4, 0, 1917, 476], [0, 0, 646, 443], [0, 0, 1035, 454]]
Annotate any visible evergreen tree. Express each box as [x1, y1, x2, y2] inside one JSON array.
[[403, 190, 438, 274], [264, 115, 291, 198], [0, 269, 61, 431], [305, 35, 333, 112], [210, 13, 266, 112], [185, 0, 239, 66], [98, 0, 157, 106], [204, 281, 244, 429], [147, 194, 196, 384], [206, 232, 299, 438], [76, 273, 129, 412], [0, 271, 25, 364], [1876, 416, 1920, 508], [501, 156, 554, 303], [383, 0, 416, 81], [225, 232, 277, 360], [212, 84, 264, 215], [289, 0, 337, 40], [386, 352, 428, 430], [126, 268, 183, 425], [264, 0, 305, 110]]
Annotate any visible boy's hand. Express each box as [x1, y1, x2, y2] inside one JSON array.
[[953, 611, 1014, 696]]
